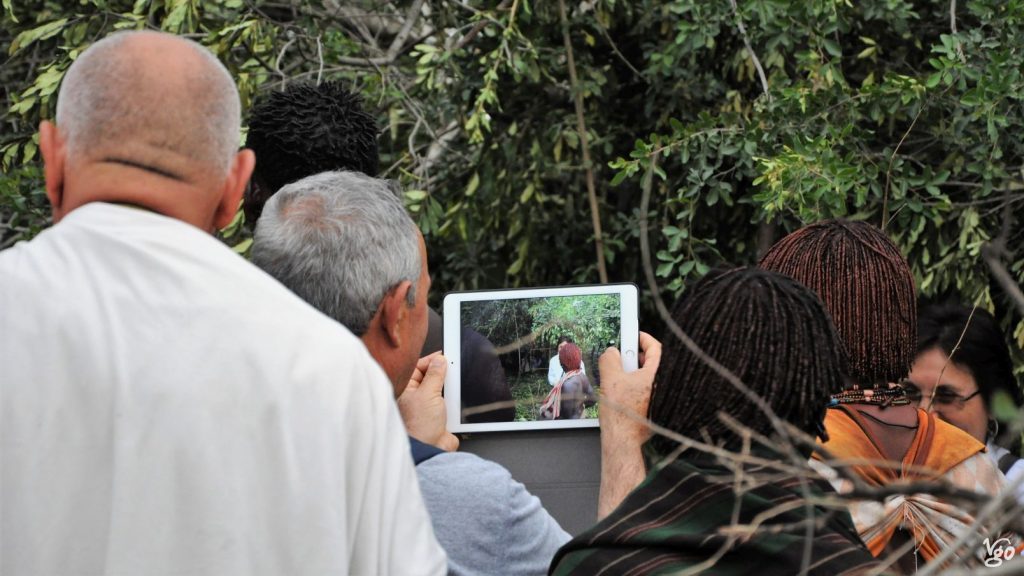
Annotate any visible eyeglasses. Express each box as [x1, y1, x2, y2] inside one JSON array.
[[899, 380, 981, 408]]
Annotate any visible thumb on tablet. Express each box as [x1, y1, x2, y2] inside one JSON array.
[[421, 354, 447, 392], [407, 351, 441, 390], [598, 346, 621, 376]]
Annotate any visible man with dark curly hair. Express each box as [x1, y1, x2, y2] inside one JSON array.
[[245, 81, 445, 357], [244, 81, 379, 224]]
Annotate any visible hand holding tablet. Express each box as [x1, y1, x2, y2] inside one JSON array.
[[398, 352, 460, 451], [442, 284, 640, 433]]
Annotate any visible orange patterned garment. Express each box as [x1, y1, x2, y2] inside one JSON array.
[[812, 405, 1003, 564]]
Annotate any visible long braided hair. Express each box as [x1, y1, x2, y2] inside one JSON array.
[[759, 220, 916, 387], [650, 267, 846, 454]]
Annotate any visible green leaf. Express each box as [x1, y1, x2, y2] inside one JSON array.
[[991, 390, 1019, 422], [465, 172, 480, 197], [9, 18, 69, 56], [822, 38, 842, 58], [10, 96, 36, 115], [960, 89, 982, 107], [610, 170, 629, 186], [232, 238, 253, 254], [519, 183, 534, 204], [162, 1, 190, 32], [21, 139, 36, 163], [3, 0, 19, 23], [405, 190, 428, 202], [856, 46, 876, 59]]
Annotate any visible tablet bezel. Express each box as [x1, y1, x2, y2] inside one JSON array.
[[443, 283, 639, 433]]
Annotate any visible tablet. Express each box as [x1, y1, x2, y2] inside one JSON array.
[[443, 284, 639, 433]]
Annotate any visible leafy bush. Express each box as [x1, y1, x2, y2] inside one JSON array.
[[2, 0, 1021, 378]]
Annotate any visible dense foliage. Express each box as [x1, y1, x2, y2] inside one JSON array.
[[464, 295, 619, 354], [2, 1, 1022, 381]]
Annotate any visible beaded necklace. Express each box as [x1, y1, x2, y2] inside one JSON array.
[[829, 383, 910, 407]]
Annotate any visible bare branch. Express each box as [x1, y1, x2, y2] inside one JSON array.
[[558, 0, 608, 283], [728, 0, 770, 99], [593, 20, 644, 80], [882, 103, 925, 231], [315, 34, 324, 84], [275, 35, 296, 89], [385, 0, 426, 60], [981, 200, 1024, 316], [950, 0, 966, 62], [452, 0, 512, 51]]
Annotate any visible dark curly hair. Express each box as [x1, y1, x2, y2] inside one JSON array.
[[650, 267, 845, 454], [759, 219, 916, 387], [244, 81, 379, 223]]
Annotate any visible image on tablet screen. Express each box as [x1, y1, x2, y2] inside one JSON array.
[[459, 294, 621, 424]]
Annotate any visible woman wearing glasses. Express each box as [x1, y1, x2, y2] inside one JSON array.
[[903, 303, 1024, 504]]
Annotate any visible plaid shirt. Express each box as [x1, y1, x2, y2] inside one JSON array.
[[550, 446, 877, 576]]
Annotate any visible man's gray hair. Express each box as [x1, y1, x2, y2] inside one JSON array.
[[55, 30, 240, 175], [252, 171, 422, 336]]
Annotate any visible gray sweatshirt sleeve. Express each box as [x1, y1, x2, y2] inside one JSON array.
[[416, 452, 571, 576]]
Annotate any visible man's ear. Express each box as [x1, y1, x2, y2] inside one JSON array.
[[380, 281, 413, 349], [39, 121, 67, 221], [213, 148, 256, 230]]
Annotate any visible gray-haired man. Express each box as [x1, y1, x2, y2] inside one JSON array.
[[252, 171, 572, 575]]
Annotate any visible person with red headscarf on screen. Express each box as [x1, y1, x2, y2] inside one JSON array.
[[540, 342, 596, 420]]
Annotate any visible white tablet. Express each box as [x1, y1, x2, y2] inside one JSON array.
[[443, 284, 639, 433]]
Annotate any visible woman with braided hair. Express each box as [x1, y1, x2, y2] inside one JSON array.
[[760, 219, 1008, 571], [550, 267, 878, 576]]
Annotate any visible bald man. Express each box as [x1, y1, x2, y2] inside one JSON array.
[[0, 31, 445, 576]]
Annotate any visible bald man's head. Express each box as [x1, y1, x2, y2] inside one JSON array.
[[41, 31, 254, 231], [55, 30, 240, 178]]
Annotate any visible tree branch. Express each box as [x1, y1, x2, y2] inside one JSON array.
[[558, 0, 608, 283], [453, 0, 511, 51], [385, 0, 426, 60], [882, 103, 924, 231], [729, 0, 770, 99], [981, 200, 1024, 316], [950, 0, 966, 62]]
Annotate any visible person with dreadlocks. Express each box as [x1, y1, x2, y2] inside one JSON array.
[[539, 342, 595, 420], [549, 268, 879, 576], [759, 219, 1008, 571]]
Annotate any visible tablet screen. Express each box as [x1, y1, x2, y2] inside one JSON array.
[[444, 284, 638, 433]]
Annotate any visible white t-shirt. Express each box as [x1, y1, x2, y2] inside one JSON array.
[[988, 442, 1024, 506], [0, 203, 446, 576]]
